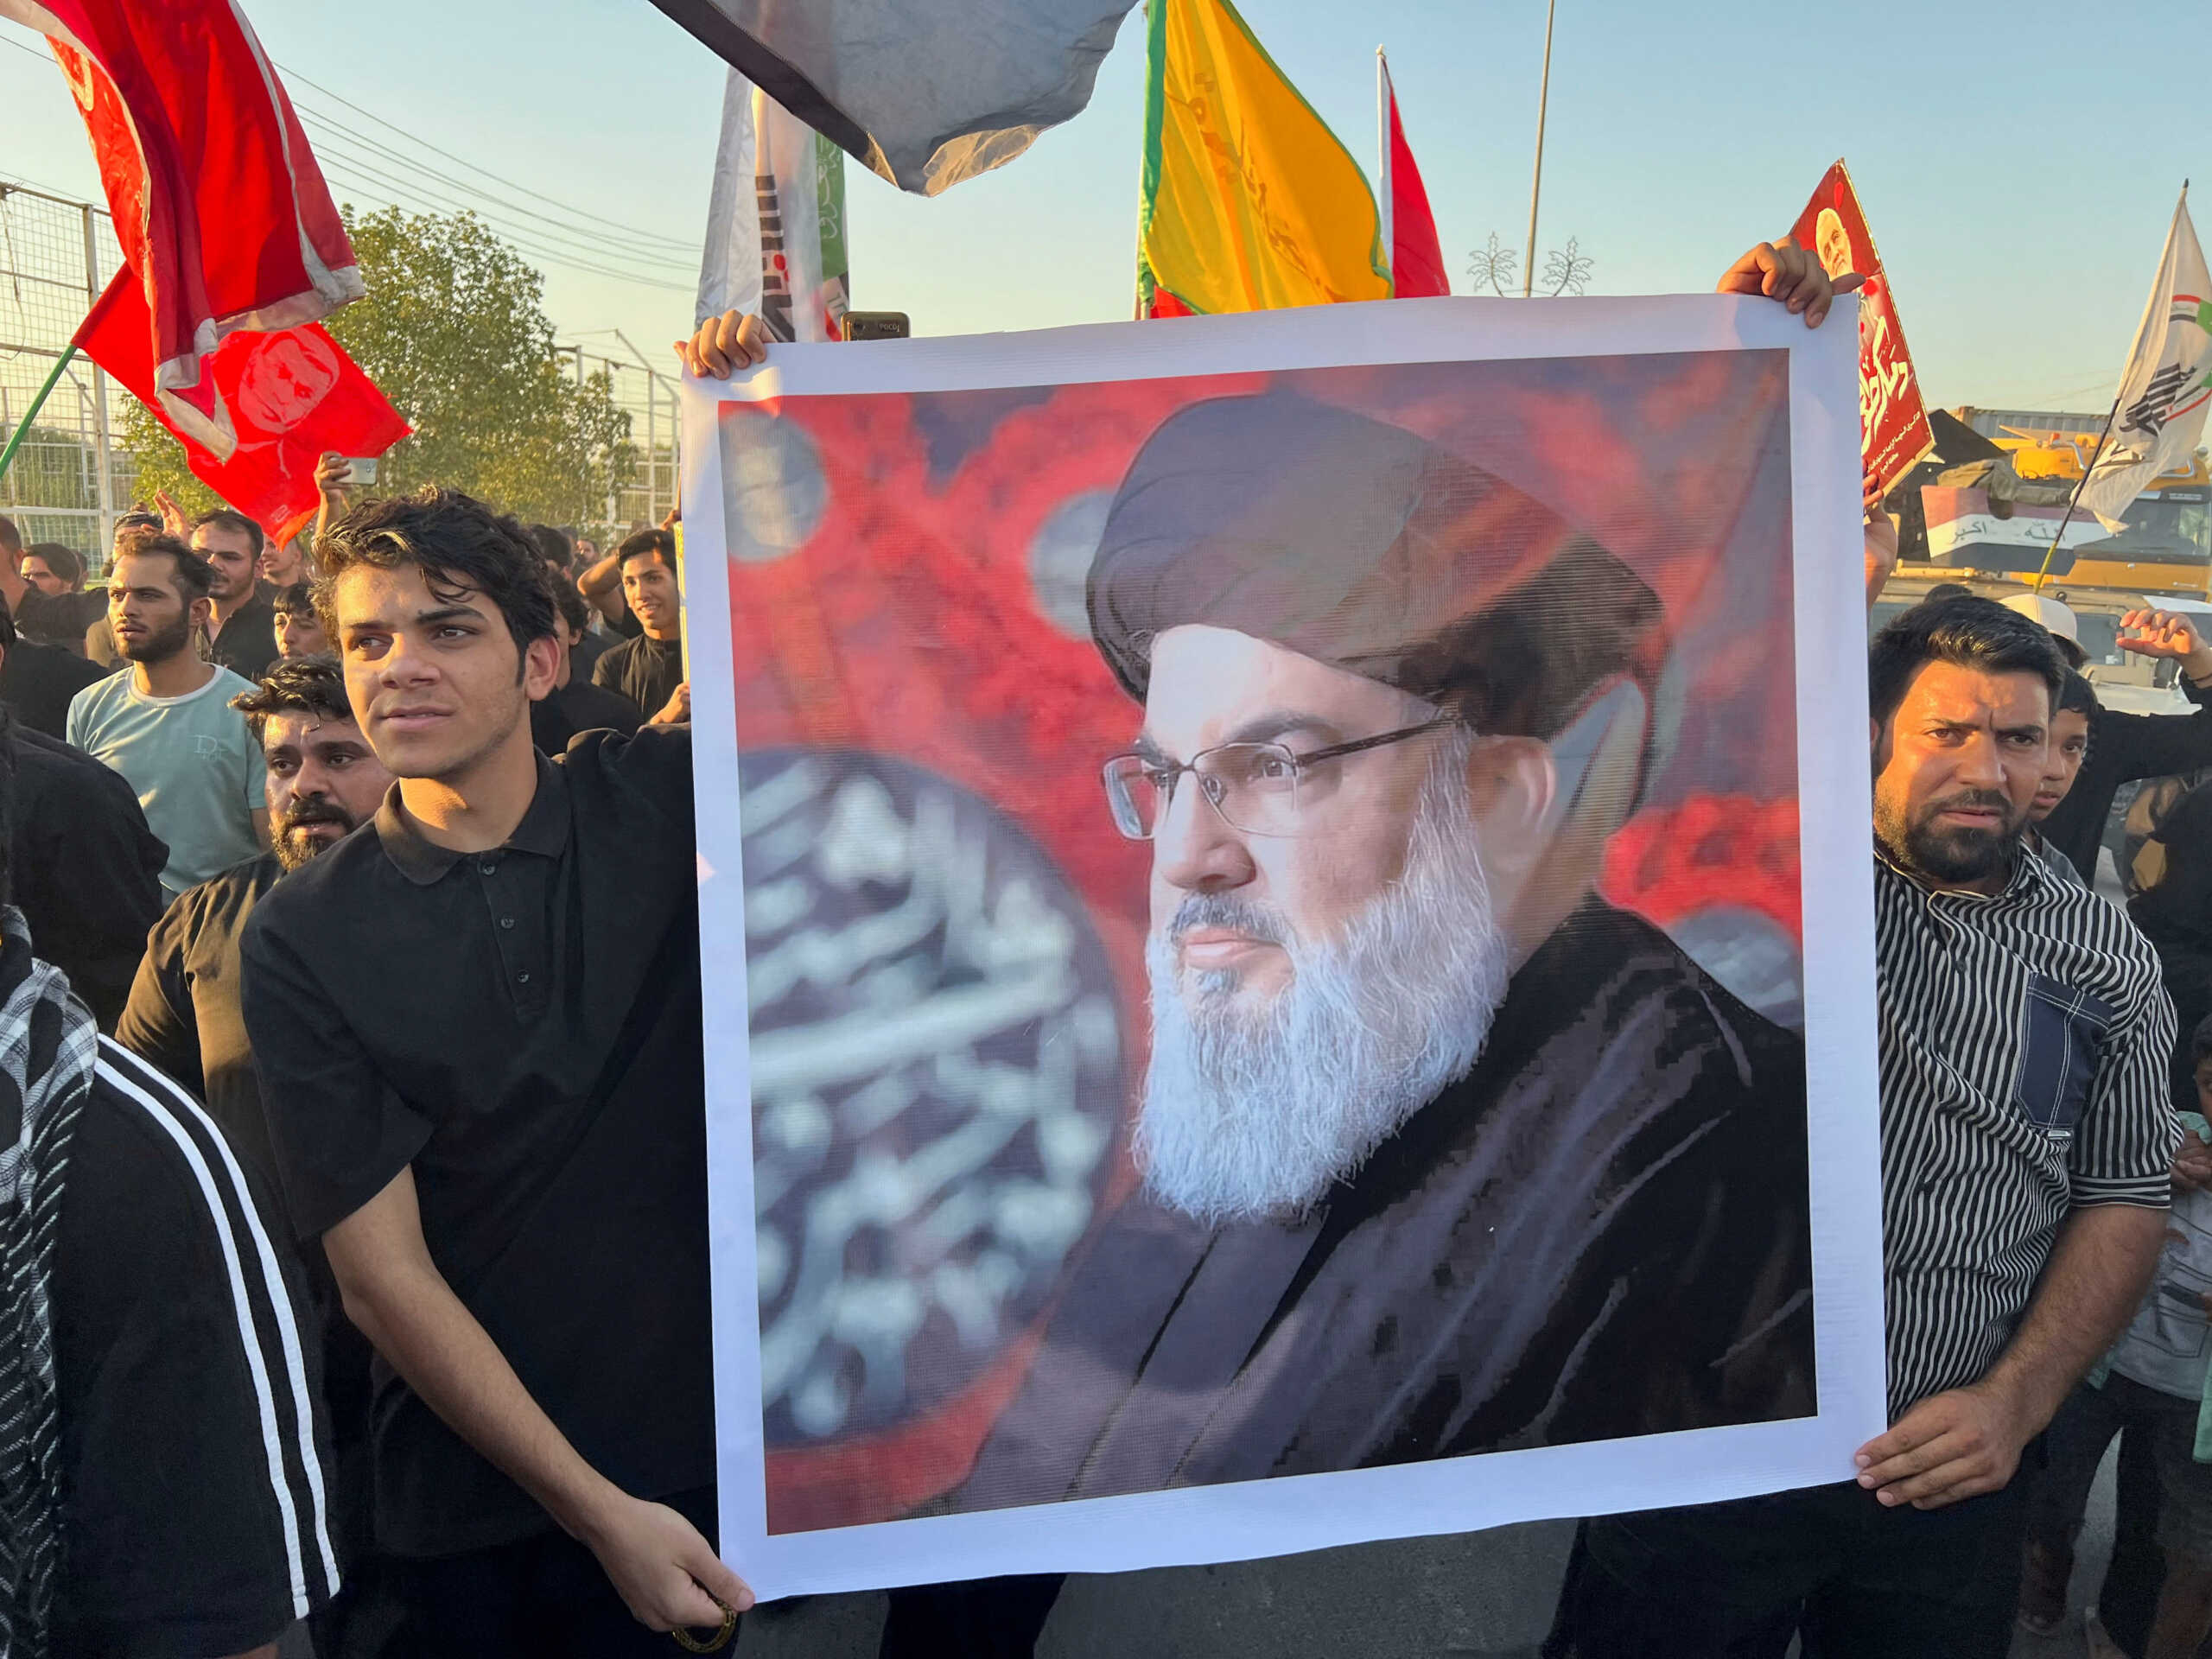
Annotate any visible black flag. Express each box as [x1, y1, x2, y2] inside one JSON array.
[[649, 0, 1138, 196]]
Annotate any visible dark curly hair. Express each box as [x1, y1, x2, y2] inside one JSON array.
[[229, 653, 353, 743], [540, 563, 591, 638], [113, 532, 215, 602], [313, 487, 557, 674]]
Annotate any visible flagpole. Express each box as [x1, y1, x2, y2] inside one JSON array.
[[2028, 393, 2122, 594], [0, 345, 79, 489], [1376, 48, 1392, 289], [1522, 0, 1557, 299], [2031, 179, 2194, 593]]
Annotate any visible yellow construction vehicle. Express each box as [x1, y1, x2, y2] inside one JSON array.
[[1878, 407, 2212, 715]]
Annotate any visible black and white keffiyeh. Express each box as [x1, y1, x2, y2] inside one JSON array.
[[0, 906, 98, 1658]]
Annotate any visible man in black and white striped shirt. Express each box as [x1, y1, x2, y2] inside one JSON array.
[[1550, 594, 2178, 1657]]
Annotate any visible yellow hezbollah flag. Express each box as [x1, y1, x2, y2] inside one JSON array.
[[1139, 0, 1389, 316]]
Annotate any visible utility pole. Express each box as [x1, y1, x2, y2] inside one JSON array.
[[1522, 0, 1557, 299], [612, 329, 665, 524], [82, 203, 114, 557]]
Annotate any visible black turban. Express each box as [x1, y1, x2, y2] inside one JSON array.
[[1084, 393, 1667, 743]]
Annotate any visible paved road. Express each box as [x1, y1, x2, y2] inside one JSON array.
[[738, 1521, 1574, 1658], [737, 1446, 2123, 1659]]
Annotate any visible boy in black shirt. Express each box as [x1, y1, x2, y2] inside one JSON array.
[[240, 488, 748, 1655], [590, 530, 685, 721]]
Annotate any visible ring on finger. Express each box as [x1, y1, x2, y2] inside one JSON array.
[[671, 1597, 738, 1653]]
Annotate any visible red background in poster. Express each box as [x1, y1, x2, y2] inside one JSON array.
[[720, 351, 1804, 1529]]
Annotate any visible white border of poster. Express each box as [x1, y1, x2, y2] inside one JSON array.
[[677, 294, 1884, 1601]]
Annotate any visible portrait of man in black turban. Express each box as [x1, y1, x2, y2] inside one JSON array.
[[954, 391, 1815, 1510]]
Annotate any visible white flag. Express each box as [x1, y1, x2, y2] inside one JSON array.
[[697, 68, 851, 345], [2077, 193, 2212, 532]]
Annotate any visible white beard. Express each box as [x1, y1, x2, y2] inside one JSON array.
[[1135, 752, 1511, 1226]]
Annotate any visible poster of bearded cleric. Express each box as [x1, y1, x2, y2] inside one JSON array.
[[679, 296, 1885, 1597]]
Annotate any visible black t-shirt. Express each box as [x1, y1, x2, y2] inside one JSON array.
[[14, 586, 107, 653], [592, 632, 682, 722], [14, 727, 166, 1030], [118, 854, 283, 1180], [54, 1039, 338, 1653], [2041, 677, 2212, 880], [1, 637, 107, 739], [211, 588, 280, 683], [239, 730, 710, 1556], [113, 850, 379, 1569], [569, 629, 613, 683], [530, 677, 642, 757]]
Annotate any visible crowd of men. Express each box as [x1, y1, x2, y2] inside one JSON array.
[[0, 240, 2210, 1659]]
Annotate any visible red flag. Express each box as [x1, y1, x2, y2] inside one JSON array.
[[77, 274, 408, 544], [1379, 52, 1449, 299], [4, 0, 364, 458], [1789, 161, 1933, 494]]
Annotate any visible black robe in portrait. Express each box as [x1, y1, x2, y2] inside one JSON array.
[[955, 899, 1814, 1510]]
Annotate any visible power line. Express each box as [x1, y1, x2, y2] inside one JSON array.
[[272, 60, 696, 252], [316, 157, 694, 294], [3, 29, 698, 289], [289, 99, 696, 260], [312, 156, 693, 291], [302, 120, 696, 276]]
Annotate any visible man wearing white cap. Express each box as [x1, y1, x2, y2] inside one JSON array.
[[1995, 593, 2212, 883]]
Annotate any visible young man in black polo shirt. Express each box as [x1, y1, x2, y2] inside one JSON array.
[[239, 489, 748, 1655], [590, 530, 685, 720], [0, 719, 336, 1656]]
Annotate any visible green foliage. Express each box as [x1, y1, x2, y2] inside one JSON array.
[[114, 404, 218, 516], [115, 207, 635, 528]]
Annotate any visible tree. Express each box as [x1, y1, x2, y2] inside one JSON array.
[[118, 207, 635, 529]]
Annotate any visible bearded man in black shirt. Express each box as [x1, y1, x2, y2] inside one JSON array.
[[239, 489, 747, 1656], [121, 655, 395, 1192]]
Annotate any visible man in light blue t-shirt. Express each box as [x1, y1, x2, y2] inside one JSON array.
[[66, 533, 266, 898]]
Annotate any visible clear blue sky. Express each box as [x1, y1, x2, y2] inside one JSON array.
[[3, 0, 2205, 413]]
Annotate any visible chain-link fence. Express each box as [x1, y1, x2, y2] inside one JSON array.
[[0, 181, 130, 573]]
